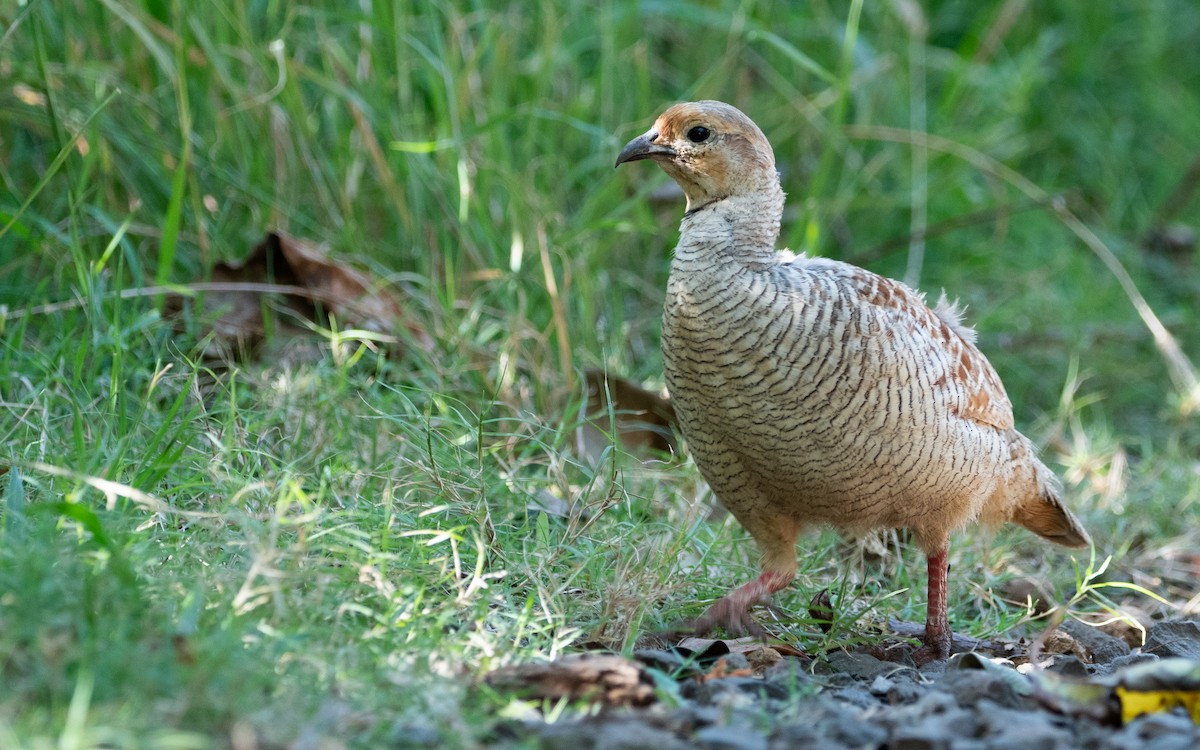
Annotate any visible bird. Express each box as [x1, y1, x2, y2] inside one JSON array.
[[614, 100, 1090, 662]]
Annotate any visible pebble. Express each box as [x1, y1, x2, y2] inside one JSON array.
[[538, 718, 694, 750], [1131, 710, 1197, 738], [830, 686, 879, 709], [936, 668, 1026, 709], [1059, 619, 1131, 664], [1144, 619, 1200, 660], [510, 615, 1200, 750], [889, 718, 955, 750], [822, 650, 915, 681], [684, 675, 790, 704], [1042, 653, 1094, 677], [824, 712, 888, 748], [693, 725, 768, 750]]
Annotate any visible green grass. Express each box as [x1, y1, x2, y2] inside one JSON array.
[[2, 1, 1200, 747]]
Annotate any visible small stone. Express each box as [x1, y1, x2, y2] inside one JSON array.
[[1059, 618, 1131, 665], [1110, 716, 1198, 750], [904, 689, 960, 718], [886, 681, 925, 705], [825, 715, 887, 748], [1039, 653, 1092, 677], [830, 686, 878, 709], [974, 702, 1071, 750], [761, 658, 815, 690], [1143, 737, 1200, 750], [889, 718, 953, 750], [656, 704, 724, 734], [936, 670, 1025, 709], [1144, 619, 1200, 660], [1130, 709, 1197, 739], [869, 675, 895, 696], [985, 723, 1071, 750], [917, 658, 948, 679], [1092, 651, 1159, 676], [821, 672, 863, 689], [540, 719, 692, 750], [824, 650, 907, 681], [685, 676, 789, 705], [694, 725, 768, 750], [768, 723, 828, 750]]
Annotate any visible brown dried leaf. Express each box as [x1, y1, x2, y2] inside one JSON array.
[[484, 654, 656, 707], [182, 231, 431, 360], [698, 656, 755, 682], [577, 370, 677, 462], [676, 636, 805, 663], [808, 588, 834, 634]]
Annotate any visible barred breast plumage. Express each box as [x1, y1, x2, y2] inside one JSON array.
[[616, 100, 1090, 662]]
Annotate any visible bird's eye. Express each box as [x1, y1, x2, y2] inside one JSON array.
[[687, 126, 711, 143]]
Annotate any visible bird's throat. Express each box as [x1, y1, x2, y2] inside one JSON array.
[[676, 189, 784, 271]]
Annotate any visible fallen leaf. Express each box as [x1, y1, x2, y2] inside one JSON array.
[[178, 231, 431, 360], [576, 370, 677, 462], [808, 588, 834, 634], [744, 645, 785, 673], [675, 636, 805, 664], [483, 653, 656, 707], [698, 656, 755, 682]]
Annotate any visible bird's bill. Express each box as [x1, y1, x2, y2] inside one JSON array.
[[614, 131, 676, 167]]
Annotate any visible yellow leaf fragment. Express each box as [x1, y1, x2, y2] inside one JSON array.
[[1116, 686, 1200, 724]]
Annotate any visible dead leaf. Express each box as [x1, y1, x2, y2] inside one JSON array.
[[1040, 627, 1089, 662], [808, 588, 834, 634], [576, 370, 677, 462], [675, 636, 805, 664], [483, 653, 656, 707], [744, 645, 785, 673], [698, 656, 755, 682], [178, 231, 431, 360]]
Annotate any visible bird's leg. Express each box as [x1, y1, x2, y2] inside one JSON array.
[[912, 543, 952, 664], [689, 526, 799, 637], [690, 567, 795, 637]]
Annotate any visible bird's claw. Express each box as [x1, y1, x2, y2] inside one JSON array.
[[683, 595, 768, 639]]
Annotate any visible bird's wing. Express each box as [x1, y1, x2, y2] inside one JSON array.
[[844, 268, 1016, 432]]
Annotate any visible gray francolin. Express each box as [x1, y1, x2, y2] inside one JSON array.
[[615, 100, 1090, 662]]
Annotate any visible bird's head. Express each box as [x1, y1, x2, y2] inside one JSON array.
[[615, 100, 778, 213]]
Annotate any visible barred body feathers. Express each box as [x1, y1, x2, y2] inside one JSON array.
[[616, 100, 1089, 661]]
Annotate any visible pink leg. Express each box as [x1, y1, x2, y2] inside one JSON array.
[[690, 567, 795, 637], [913, 544, 952, 664]]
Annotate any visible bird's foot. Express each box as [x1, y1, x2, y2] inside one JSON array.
[[685, 595, 768, 639], [664, 570, 794, 640], [911, 625, 952, 666]]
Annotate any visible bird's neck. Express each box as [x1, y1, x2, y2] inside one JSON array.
[[674, 183, 785, 272]]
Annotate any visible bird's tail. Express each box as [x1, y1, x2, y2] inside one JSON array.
[[1009, 435, 1091, 548]]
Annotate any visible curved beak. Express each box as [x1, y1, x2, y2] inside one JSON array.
[[615, 131, 676, 167]]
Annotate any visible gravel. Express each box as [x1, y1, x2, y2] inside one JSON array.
[[505, 618, 1200, 750]]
